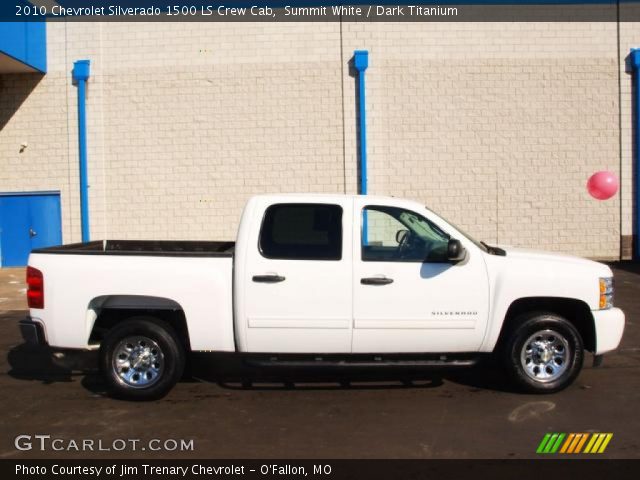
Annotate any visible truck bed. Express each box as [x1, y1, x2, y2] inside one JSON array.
[[32, 240, 235, 257]]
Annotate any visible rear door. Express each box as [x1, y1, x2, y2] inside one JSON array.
[[241, 199, 353, 353]]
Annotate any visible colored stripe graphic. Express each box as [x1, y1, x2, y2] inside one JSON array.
[[597, 433, 613, 453], [559, 433, 575, 453], [544, 433, 559, 453], [536, 433, 566, 454], [584, 433, 599, 453], [574, 433, 589, 453], [537, 433, 552, 454], [567, 434, 583, 453], [550, 433, 566, 453], [538, 433, 613, 454], [585, 433, 614, 454]]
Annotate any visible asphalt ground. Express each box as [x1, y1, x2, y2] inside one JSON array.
[[0, 264, 638, 460]]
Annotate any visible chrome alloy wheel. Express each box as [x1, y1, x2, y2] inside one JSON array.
[[520, 329, 570, 383], [112, 336, 164, 388]]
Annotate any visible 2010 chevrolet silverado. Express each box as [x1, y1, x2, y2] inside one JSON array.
[[20, 194, 625, 399]]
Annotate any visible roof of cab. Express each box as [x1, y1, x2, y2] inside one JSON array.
[[251, 193, 401, 202]]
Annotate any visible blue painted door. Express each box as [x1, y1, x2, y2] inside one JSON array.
[[0, 193, 62, 267]]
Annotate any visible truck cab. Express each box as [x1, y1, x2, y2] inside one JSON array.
[[234, 195, 490, 354]]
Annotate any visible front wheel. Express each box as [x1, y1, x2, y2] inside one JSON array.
[[100, 317, 185, 400], [503, 313, 584, 393]]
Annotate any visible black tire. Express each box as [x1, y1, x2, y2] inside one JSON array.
[[99, 316, 185, 400], [502, 312, 584, 394]]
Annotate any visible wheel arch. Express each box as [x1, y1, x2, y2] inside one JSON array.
[[87, 295, 191, 351], [496, 297, 595, 353]]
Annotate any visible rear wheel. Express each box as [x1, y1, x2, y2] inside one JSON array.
[[503, 312, 583, 393], [100, 317, 185, 400]]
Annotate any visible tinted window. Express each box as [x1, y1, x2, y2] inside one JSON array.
[[362, 206, 449, 262], [259, 204, 343, 260]]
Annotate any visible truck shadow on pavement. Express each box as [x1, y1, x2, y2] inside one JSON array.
[[190, 354, 513, 392], [7, 343, 77, 384], [7, 343, 515, 397], [207, 370, 510, 392]]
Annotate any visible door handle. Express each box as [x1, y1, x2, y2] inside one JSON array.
[[361, 276, 394, 286], [29, 228, 37, 238], [252, 274, 286, 283]]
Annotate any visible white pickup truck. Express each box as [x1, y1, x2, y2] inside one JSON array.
[[20, 194, 625, 399]]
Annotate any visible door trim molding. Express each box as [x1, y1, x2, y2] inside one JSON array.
[[248, 317, 351, 329]]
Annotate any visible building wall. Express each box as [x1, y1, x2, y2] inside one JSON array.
[[618, 20, 640, 259], [342, 22, 622, 258], [0, 21, 637, 259]]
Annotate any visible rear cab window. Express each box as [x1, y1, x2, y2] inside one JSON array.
[[259, 203, 343, 260]]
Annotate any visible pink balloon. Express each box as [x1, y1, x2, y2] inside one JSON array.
[[587, 171, 618, 200]]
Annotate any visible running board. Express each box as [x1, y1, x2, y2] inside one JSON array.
[[243, 354, 485, 369]]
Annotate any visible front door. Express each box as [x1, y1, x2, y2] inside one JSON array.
[[352, 200, 489, 353], [243, 199, 353, 353], [0, 193, 62, 267]]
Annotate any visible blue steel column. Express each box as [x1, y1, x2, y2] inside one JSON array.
[[354, 50, 369, 243], [631, 49, 640, 259], [72, 60, 91, 242]]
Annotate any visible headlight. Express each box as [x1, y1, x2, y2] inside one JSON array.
[[599, 277, 614, 309]]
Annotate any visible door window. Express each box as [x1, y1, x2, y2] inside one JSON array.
[[362, 206, 449, 262], [259, 203, 343, 260]]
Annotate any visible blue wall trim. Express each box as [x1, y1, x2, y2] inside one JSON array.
[[72, 59, 91, 243], [0, 190, 60, 197], [354, 50, 369, 243], [354, 50, 369, 196], [631, 49, 640, 259], [0, 21, 46, 73]]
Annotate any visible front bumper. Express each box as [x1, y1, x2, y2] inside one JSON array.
[[19, 317, 47, 346], [592, 307, 625, 355]]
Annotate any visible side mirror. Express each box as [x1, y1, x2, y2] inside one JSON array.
[[447, 238, 467, 262], [395, 229, 409, 244]]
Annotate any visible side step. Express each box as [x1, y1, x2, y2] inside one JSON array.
[[244, 354, 485, 369]]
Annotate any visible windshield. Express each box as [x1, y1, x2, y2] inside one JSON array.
[[424, 206, 489, 253]]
